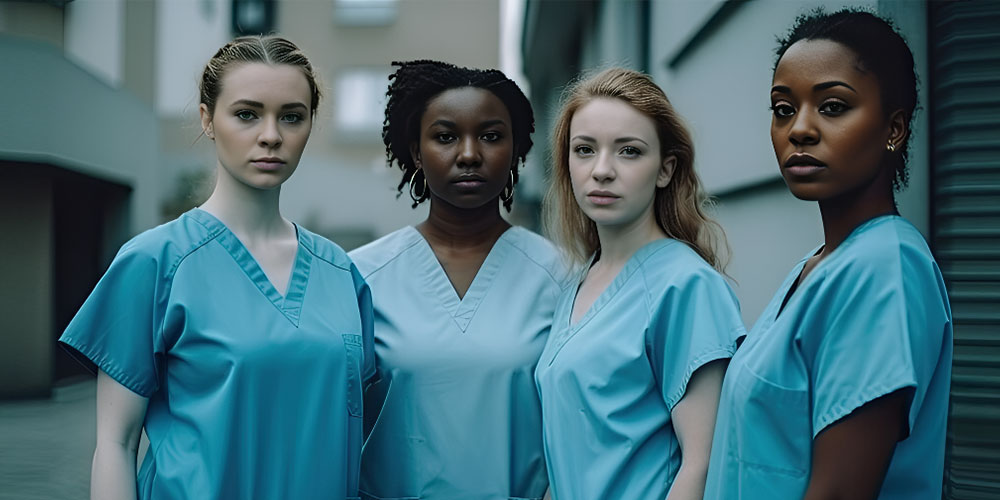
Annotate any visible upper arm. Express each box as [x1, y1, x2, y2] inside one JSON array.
[[95, 369, 149, 451], [670, 359, 728, 467], [804, 388, 909, 500]]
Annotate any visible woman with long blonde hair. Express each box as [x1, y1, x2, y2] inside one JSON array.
[[535, 68, 744, 500]]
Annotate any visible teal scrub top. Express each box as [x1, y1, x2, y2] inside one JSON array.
[[349, 226, 567, 500], [535, 239, 745, 500], [704, 216, 953, 499], [59, 208, 376, 500]]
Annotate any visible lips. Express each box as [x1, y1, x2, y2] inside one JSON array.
[[250, 157, 286, 171], [587, 190, 620, 206], [783, 153, 826, 177], [452, 174, 487, 189]]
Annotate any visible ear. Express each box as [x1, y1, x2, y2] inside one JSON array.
[[409, 142, 422, 169], [656, 155, 677, 188], [199, 103, 214, 140], [886, 109, 909, 152]]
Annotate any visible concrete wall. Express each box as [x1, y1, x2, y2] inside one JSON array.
[[0, 37, 161, 234], [0, 175, 54, 397]]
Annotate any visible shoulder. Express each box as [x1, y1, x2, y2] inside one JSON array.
[[828, 216, 940, 284], [295, 224, 354, 273], [115, 211, 223, 275], [637, 240, 728, 291], [347, 226, 422, 279], [500, 227, 570, 285]]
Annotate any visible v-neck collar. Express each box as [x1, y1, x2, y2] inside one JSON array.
[[543, 238, 677, 365], [404, 225, 513, 332], [770, 214, 900, 323], [568, 238, 677, 332], [188, 208, 311, 327]]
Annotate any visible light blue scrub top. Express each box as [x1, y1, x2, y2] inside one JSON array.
[[705, 216, 953, 500], [349, 226, 567, 500], [535, 239, 745, 500], [59, 208, 376, 500]]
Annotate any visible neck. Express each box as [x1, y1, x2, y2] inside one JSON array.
[[817, 176, 896, 256], [595, 207, 666, 265], [199, 164, 290, 241], [418, 196, 510, 249]]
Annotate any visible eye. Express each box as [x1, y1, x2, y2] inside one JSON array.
[[434, 133, 456, 144], [770, 102, 795, 118], [481, 131, 502, 142], [573, 144, 595, 157], [819, 100, 850, 116], [619, 145, 642, 158], [281, 113, 304, 124], [236, 110, 257, 121]]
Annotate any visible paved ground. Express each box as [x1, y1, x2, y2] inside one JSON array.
[[0, 378, 95, 500]]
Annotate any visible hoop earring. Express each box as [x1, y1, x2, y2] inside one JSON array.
[[409, 171, 428, 203], [886, 142, 896, 153], [501, 169, 515, 203]]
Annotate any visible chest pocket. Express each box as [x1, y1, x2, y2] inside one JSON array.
[[343, 333, 363, 417], [728, 360, 811, 497]]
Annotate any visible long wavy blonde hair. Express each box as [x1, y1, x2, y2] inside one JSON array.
[[543, 68, 729, 271]]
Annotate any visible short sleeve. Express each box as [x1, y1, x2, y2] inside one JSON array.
[[58, 244, 168, 397], [647, 268, 746, 411], [802, 252, 948, 438], [351, 263, 377, 385]]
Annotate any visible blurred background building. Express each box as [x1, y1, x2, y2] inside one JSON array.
[[0, 0, 997, 498], [522, 1, 999, 498]]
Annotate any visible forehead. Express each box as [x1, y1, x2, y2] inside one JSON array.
[[773, 39, 873, 87], [570, 98, 657, 138], [422, 87, 511, 124], [217, 63, 311, 103]]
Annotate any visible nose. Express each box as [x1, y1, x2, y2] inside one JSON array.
[[788, 109, 818, 146], [258, 116, 282, 149], [456, 135, 482, 168], [591, 151, 616, 182]]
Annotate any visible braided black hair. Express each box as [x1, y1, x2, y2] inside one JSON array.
[[775, 8, 918, 191], [383, 60, 535, 211]]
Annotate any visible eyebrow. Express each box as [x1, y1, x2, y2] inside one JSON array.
[[571, 135, 649, 146], [429, 119, 509, 129], [771, 80, 857, 94], [230, 99, 308, 110]]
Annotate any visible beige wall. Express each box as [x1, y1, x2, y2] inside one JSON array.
[[0, 175, 54, 398]]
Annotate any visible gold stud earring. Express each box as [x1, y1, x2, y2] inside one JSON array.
[[886, 142, 896, 153]]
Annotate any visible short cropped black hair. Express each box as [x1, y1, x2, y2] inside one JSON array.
[[775, 8, 918, 191], [383, 60, 535, 210]]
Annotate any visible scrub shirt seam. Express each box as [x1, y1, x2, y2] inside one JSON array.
[[60, 222, 221, 398], [356, 238, 423, 280], [664, 344, 738, 412], [503, 228, 564, 285], [58, 336, 155, 397], [813, 377, 917, 438]]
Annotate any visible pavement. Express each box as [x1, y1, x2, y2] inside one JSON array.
[[0, 378, 95, 500]]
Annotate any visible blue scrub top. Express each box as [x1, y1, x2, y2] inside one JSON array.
[[535, 239, 745, 500], [349, 226, 567, 500], [705, 216, 953, 499], [59, 208, 375, 500]]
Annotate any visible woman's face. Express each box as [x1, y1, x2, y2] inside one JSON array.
[[412, 87, 515, 210], [770, 39, 898, 202], [200, 63, 313, 191], [568, 97, 674, 229]]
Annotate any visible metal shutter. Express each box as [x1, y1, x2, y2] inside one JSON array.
[[930, 2, 1000, 499]]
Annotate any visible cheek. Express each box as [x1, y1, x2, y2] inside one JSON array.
[[567, 159, 589, 194]]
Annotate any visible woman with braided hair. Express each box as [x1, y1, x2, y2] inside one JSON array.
[[349, 60, 565, 500]]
